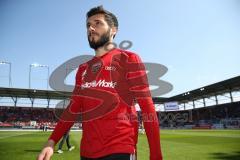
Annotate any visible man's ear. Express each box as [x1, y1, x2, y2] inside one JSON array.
[[111, 26, 118, 38]]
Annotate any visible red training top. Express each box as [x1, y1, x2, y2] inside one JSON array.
[[49, 48, 162, 160]]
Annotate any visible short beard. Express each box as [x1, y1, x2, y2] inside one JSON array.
[[88, 29, 111, 50]]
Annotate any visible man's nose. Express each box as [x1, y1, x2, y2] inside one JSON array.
[[88, 25, 95, 32]]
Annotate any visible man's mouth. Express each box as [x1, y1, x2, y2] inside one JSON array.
[[89, 32, 99, 37], [89, 34, 99, 41]]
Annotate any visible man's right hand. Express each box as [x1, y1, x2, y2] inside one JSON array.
[[37, 140, 55, 160]]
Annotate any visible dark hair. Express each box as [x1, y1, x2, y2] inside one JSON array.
[[86, 5, 118, 30]]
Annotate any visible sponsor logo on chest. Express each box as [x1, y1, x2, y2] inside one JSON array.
[[104, 66, 116, 71], [81, 79, 117, 89]]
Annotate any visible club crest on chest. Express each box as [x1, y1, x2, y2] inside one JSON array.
[[91, 62, 102, 74]]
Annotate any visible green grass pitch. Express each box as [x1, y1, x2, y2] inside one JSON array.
[[0, 130, 239, 160]]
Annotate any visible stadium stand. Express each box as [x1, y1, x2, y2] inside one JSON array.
[[0, 76, 239, 130], [159, 102, 240, 129], [0, 106, 82, 130]]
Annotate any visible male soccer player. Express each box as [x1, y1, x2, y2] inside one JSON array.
[[37, 6, 162, 160]]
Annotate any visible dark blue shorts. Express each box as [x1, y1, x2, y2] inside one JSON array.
[[81, 153, 136, 160]]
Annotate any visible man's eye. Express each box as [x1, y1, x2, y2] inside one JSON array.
[[96, 21, 101, 26]]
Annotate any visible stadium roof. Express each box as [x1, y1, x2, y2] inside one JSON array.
[[169, 75, 240, 103], [0, 75, 239, 104], [0, 88, 71, 100]]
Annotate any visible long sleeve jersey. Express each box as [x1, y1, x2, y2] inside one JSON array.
[[49, 48, 162, 160]]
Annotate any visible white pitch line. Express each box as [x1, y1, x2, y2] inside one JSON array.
[[161, 131, 240, 138], [0, 132, 32, 140]]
